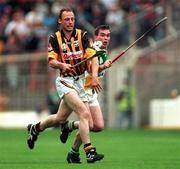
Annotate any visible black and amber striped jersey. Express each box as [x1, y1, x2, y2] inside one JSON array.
[[48, 28, 91, 76]]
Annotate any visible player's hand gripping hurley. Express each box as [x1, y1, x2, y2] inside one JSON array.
[[72, 41, 105, 68], [72, 49, 106, 68]]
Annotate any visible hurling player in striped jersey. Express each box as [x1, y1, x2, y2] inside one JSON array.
[[61, 25, 112, 163], [27, 8, 104, 163]]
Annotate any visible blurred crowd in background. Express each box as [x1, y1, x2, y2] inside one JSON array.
[[1, 0, 179, 55], [0, 0, 180, 128]]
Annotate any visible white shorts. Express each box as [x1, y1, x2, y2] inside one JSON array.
[[56, 74, 88, 102], [86, 88, 99, 106], [84, 71, 99, 106]]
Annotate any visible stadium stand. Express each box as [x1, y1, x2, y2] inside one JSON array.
[[0, 0, 180, 128]]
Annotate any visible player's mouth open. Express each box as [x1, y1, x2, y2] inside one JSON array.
[[103, 42, 108, 45]]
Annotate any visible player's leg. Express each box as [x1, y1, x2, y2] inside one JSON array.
[[60, 120, 79, 143], [87, 91, 104, 131], [66, 111, 104, 164], [27, 100, 72, 150], [66, 104, 104, 163], [63, 91, 90, 144], [89, 105, 104, 132], [63, 91, 104, 163], [66, 131, 82, 163], [65, 103, 94, 163], [57, 99, 79, 143], [65, 93, 104, 163], [27, 76, 77, 150], [27, 114, 59, 150], [59, 101, 94, 144]]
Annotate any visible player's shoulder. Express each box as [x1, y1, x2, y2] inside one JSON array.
[[49, 31, 59, 39], [76, 28, 88, 38], [48, 32, 59, 44]]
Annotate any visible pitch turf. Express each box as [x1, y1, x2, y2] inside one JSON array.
[[0, 128, 180, 169]]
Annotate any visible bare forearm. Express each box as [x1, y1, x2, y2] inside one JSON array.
[[99, 59, 112, 73], [49, 59, 64, 70], [48, 58, 75, 74], [91, 57, 99, 77], [91, 57, 102, 93], [99, 64, 106, 73]]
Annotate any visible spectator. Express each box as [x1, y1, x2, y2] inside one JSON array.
[[42, 6, 57, 33], [25, 4, 44, 52], [101, 0, 117, 10], [170, 88, 179, 99], [0, 13, 9, 40], [5, 8, 30, 41], [106, 4, 128, 47], [106, 4, 124, 27], [90, 0, 107, 27], [4, 31, 23, 89], [5, 30, 23, 54], [136, 2, 158, 47], [115, 79, 136, 128], [25, 5, 43, 27]]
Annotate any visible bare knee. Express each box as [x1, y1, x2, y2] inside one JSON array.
[[79, 109, 89, 122], [78, 106, 93, 130], [78, 105, 90, 121], [91, 123, 104, 132], [89, 123, 94, 130]]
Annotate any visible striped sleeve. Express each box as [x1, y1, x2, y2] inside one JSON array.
[[47, 34, 59, 61], [82, 31, 91, 51]]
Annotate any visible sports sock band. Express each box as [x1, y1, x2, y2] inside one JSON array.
[[71, 147, 79, 154], [84, 143, 93, 153], [65, 120, 76, 130], [33, 122, 43, 134]]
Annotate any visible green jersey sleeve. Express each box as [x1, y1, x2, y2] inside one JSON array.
[[98, 50, 108, 77], [98, 51, 108, 65]]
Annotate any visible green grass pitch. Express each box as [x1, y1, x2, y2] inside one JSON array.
[[0, 128, 180, 169]]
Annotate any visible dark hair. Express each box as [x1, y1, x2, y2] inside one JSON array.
[[58, 8, 73, 19], [94, 25, 110, 36]]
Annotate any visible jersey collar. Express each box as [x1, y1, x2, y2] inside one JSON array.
[[60, 28, 77, 40]]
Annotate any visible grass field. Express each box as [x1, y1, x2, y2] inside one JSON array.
[[0, 128, 180, 169]]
